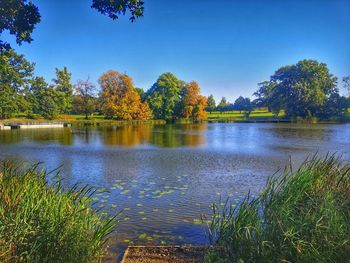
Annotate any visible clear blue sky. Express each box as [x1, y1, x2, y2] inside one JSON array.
[[4, 0, 350, 101]]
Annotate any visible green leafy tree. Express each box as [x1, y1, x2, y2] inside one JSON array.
[[26, 76, 60, 119], [52, 67, 73, 114], [25, 76, 48, 117], [254, 81, 283, 117], [135, 87, 146, 101], [255, 60, 338, 118], [317, 93, 348, 119], [253, 81, 274, 107], [233, 96, 252, 113], [233, 96, 253, 118], [217, 97, 230, 112], [91, 0, 144, 22], [0, 49, 34, 118], [206, 94, 216, 113], [73, 79, 97, 119], [0, 0, 41, 50], [1, 1, 144, 50], [146, 72, 185, 121], [40, 90, 60, 120]]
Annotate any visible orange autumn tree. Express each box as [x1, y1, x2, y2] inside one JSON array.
[[99, 70, 152, 120], [181, 81, 208, 120]]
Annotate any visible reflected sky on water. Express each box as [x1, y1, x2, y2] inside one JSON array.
[[1, 123, 349, 254]]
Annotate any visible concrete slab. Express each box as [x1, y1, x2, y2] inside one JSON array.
[[121, 246, 208, 263]]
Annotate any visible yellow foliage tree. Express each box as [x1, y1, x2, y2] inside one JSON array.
[[181, 81, 208, 120], [99, 70, 152, 120]]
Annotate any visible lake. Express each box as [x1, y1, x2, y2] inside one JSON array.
[[1, 123, 349, 254]]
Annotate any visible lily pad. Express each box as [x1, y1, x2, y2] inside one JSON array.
[[138, 233, 147, 239], [193, 219, 202, 225]]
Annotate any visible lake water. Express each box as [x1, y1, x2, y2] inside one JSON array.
[[1, 123, 350, 255]]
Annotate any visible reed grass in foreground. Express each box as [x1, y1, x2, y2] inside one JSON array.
[[0, 162, 118, 263], [206, 155, 350, 263]]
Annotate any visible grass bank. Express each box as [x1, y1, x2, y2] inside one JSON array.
[[1, 108, 350, 126], [207, 109, 281, 121], [205, 155, 350, 262], [0, 162, 118, 263], [207, 108, 350, 123], [0, 114, 166, 127]]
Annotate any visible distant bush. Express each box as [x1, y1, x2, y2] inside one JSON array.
[[0, 162, 118, 263], [206, 155, 350, 262]]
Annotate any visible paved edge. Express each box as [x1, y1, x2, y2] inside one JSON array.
[[121, 246, 209, 263]]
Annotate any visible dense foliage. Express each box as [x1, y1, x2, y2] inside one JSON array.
[[0, 49, 76, 119], [206, 155, 350, 263], [0, 162, 118, 263], [0, 0, 41, 50], [146, 72, 185, 121], [180, 81, 208, 120], [216, 97, 230, 111], [91, 0, 144, 22], [0, 49, 349, 121], [254, 60, 347, 119], [145, 73, 208, 121], [53, 67, 74, 114], [1, 0, 144, 50], [0, 49, 34, 118], [99, 70, 152, 120], [206, 95, 216, 113], [232, 96, 252, 118]]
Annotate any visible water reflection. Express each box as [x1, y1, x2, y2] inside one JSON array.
[[149, 124, 206, 148], [265, 124, 334, 141], [0, 123, 349, 253], [100, 125, 152, 147], [0, 124, 208, 148], [0, 128, 73, 145]]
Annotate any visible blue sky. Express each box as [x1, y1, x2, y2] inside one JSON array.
[[4, 0, 350, 101]]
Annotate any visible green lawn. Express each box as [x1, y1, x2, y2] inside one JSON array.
[[3, 108, 350, 124], [207, 109, 285, 121]]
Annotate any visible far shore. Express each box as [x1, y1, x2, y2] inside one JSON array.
[[1, 108, 350, 128]]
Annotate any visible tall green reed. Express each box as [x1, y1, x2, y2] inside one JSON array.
[[0, 162, 119, 263], [206, 154, 350, 262]]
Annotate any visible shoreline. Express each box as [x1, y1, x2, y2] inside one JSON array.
[[1, 113, 350, 129]]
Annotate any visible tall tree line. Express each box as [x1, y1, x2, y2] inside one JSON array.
[[0, 50, 209, 121], [1, 50, 348, 121], [0, 49, 74, 119]]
